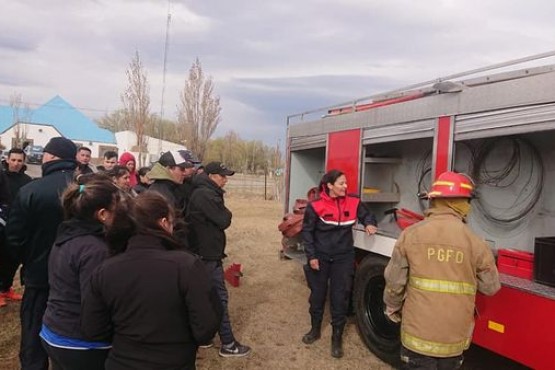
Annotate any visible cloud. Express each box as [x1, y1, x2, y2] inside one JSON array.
[[1, 0, 555, 145]]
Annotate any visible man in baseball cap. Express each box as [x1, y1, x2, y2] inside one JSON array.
[[148, 150, 192, 200], [146, 150, 194, 250], [187, 161, 251, 357], [204, 162, 235, 177], [159, 150, 194, 169], [172, 150, 201, 216]]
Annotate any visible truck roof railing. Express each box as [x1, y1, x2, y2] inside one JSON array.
[[287, 49, 555, 124]]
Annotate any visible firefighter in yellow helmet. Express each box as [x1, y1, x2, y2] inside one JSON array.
[[383, 171, 501, 369]]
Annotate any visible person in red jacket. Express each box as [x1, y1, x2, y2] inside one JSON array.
[[118, 152, 137, 188], [301, 169, 378, 358]]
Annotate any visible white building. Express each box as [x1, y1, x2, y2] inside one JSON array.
[[0, 96, 188, 166], [0, 96, 116, 157], [115, 130, 187, 166]]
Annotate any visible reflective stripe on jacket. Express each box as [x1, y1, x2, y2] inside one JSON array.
[[383, 207, 500, 358], [302, 192, 376, 261]]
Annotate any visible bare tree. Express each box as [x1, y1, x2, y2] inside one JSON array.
[[177, 58, 221, 161], [121, 51, 151, 166], [10, 93, 28, 148], [96, 109, 130, 132], [272, 139, 284, 201]]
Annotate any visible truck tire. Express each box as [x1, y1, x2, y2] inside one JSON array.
[[354, 254, 401, 367]]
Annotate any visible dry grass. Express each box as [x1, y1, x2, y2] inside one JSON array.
[[0, 196, 389, 370], [0, 293, 20, 367], [195, 196, 390, 370], [0, 195, 530, 369]]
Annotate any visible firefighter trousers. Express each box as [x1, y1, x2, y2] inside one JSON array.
[[400, 347, 464, 370], [305, 254, 354, 327]]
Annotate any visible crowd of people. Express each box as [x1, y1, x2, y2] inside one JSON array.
[[0, 136, 501, 370], [0, 137, 250, 370]]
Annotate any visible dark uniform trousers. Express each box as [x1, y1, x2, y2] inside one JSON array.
[[304, 253, 354, 327], [0, 239, 19, 292], [401, 347, 464, 370], [20, 287, 49, 370], [41, 339, 109, 370]]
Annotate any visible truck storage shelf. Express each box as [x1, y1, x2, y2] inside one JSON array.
[[364, 157, 402, 164], [361, 192, 400, 203]]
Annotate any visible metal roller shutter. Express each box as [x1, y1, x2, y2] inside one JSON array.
[[455, 103, 555, 140], [362, 119, 435, 144], [289, 134, 327, 150]]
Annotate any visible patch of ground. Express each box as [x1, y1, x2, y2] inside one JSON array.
[[0, 195, 530, 369], [196, 196, 391, 370]]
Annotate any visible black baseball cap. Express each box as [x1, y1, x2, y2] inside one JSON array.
[[205, 161, 235, 176]]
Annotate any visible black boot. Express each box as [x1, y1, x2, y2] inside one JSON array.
[[331, 325, 344, 358], [302, 317, 322, 344]]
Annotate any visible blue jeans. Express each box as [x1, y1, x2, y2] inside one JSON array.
[[202, 261, 235, 345]]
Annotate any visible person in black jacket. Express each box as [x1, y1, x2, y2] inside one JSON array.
[[133, 166, 152, 194], [0, 169, 10, 308], [106, 165, 136, 197], [0, 148, 32, 304], [75, 147, 97, 175], [6, 137, 78, 370], [301, 169, 377, 358], [0, 165, 9, 206], [81, 192, 222, 370], [2, 148, 33, 202], [96, 151, 118, 173], [187, 162, 251, 358], [148, 150, 192, 208], [176, 149, 201, 215], [40, 175, 126, 370], [148, 150, 196, 251]]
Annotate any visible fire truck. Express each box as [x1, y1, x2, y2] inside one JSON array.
[[284, 51, 555, 369]]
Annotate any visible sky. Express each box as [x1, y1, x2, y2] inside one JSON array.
[[1, 0, 555, 146]]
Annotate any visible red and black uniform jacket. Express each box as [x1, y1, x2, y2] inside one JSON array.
[[302, 191, 376, 261]]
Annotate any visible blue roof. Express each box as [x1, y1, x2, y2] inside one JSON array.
[[0, 95, 115, 144], [0, 106, 18, 131]]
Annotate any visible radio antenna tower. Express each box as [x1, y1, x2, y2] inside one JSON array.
[[158, 0, 172, 154]]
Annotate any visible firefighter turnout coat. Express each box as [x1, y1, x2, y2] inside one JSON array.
[[383, 207, 500, 358]]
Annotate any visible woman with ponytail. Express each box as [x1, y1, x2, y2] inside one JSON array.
[[40, 174, 128, 370], [301, 169, 378, 358], [81, 192, 222, 370]]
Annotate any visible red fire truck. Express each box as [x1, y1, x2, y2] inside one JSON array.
[[284, 50, 555, 369]]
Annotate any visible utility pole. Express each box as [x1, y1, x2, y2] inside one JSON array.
[[158, 0, 172, 155]]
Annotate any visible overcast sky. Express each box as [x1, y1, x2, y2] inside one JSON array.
[[1, 0, 555, 145]]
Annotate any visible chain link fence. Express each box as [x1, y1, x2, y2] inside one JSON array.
[[225, 173, 284, 201]]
